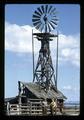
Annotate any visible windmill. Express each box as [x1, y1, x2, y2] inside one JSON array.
[[32, 5, 59, 92], [5, 5, 67, 115]]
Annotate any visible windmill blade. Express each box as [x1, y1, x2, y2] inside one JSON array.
[[40, 24, 44, 32], [34, 10, 42, 16], [51, 20, 57, 26], [41, 5, 45, 13], [32, 18, 41, 22], [33, 21, 41, 27], [37, 7, 43, 15], [48, 21, 55, 30], [50, 8, 56, 15], [48, 5, 53, 13], [52, 18, 59, 21], [33, 14, 40, 19], [45, 5, 48, 13], [50, 10, 58, 17], [35, 22, 42, 30], [47, 23, 52, 32], [52, 11, 58, 15], [53, 15, 57, 18]]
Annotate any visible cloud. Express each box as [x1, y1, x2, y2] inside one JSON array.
[[63, 85, 72, 90], [5, 22, 40, 53], [50, 33, 80, 67], [59, 85, 80, 102], [61, 48, 80, 66], [62, 85, 80, 91], [5, 21, 80, 67]]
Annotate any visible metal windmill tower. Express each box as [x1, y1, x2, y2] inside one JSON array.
[[32, 5, 59, 92]]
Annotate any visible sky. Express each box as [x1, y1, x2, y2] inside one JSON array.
[[5, 4, 80, 102]]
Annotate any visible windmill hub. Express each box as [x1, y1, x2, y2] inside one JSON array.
[[43, 15, 47, 22]]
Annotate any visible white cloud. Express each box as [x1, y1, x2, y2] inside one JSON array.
[[5, 21, 80, 67], [50, 33, 80, 67], [62, 85, 80, 91], [60, 85, 80, 101], [5, 22, 40, 53], [61, 48, 80, 66], [63, 85, 72, 90]]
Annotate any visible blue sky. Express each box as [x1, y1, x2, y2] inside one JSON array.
[[5, 4, 80, 102]]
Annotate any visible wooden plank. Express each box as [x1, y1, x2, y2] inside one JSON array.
[[31, 110, 42, 112], [29, 99, 43, 101], [10, 109, 30, 112], [31, 102, 42, 104], [20, 106, 30, 108], [31, 106, 42, 108]]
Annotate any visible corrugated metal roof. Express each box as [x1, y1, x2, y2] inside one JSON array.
[[21, 82, 67, 100]]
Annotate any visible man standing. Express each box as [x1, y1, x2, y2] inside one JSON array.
[[50, 98, 57, 115]]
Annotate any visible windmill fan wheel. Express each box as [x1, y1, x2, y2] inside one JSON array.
[[32, 5, 58, 33]]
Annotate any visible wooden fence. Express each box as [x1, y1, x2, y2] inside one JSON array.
[[6, 101, 48, 115], [6, 102, 80, 116]]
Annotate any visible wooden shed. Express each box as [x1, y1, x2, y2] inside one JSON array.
[[5, 81, 67, 115]]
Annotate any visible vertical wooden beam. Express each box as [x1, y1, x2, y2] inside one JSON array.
[[30, 102, 32, 115], [18, 81, 21, 104], [7, 102, 10, 115], [18, 81, 21, 114]]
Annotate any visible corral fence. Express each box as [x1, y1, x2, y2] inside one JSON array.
[[6, 99, 51, 115], [5, 100, 80, 115]]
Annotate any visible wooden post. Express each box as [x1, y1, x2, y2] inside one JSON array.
[[30, 102, 32, 115], [7, 102, 10, 115], [18, 81, 22, 115], [17, 104, 19, 115]]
